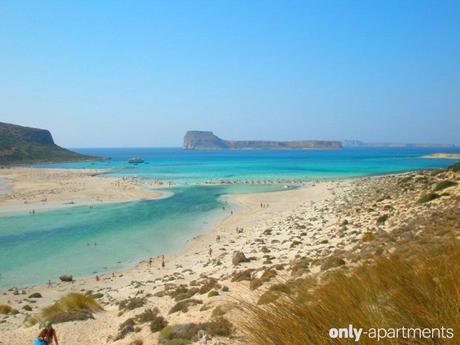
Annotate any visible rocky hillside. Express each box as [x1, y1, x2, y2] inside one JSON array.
[[0, 122, 97, 165], [183, 131, 342, 150]]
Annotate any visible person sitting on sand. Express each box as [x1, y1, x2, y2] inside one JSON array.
[[34, 321, 58, 345]]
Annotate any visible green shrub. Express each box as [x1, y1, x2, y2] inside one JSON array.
[[448, 162, 460, 172], [169, 299, 202, 314], [116, 318, 135, 340], [135, 308, 160, 323], [211, 306, 226, 318], [417, 192, 440, 203], [434, 180, 457, 191], [171, 286, 199, 302], [207, 290, 219, 298], [376, 214, 389, 225], [118, 297, 146, 311], [199, 278, 220, 294], [150, 315, 168, 333]]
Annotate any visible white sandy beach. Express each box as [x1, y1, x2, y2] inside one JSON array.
[[0, 167, 163, 214], [422, 153, 460, 159]]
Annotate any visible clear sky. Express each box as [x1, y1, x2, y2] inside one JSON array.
[[1, 1, 459, 147]]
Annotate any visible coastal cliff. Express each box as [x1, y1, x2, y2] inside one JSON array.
[[0, 122, 97, 165], [183, 131, 342, 150]]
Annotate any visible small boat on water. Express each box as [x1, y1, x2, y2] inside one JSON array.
[[128, 156, 144, 164]]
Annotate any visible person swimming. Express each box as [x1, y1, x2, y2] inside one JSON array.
[[34, 321, 59, 345]]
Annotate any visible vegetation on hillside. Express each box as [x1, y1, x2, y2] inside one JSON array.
[[0, 121, 98, 165], [242, 198, 460, 345]]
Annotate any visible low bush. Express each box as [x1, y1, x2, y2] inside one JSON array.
[[211, 306, 226, 318], [417, 192, 440, 203], [320, 256, 345, 271], [169, 299, 202, 314], [115, 318, 135, 340], [231, 269, 255, 282], [159, 318, 233, 344], [207, 290, 219, 297], [434, 180, 457, 191], [118, 297, 146, 312], [376, 214, 389, 225], [136, 308, 168, 333], [199, 278, 220, 294], [448, 162, 460, 172]]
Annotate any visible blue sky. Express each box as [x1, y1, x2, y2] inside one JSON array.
[[1, 0, 459, 147]]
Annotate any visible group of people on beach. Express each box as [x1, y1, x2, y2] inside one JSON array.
[[148, 254, 165, 268], [236, 226, 244, 234]]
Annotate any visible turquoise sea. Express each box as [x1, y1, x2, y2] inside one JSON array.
[[1, 147, 459, 288]]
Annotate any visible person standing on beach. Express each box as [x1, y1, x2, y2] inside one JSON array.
[[161, 255, 165, 268], [208, 246, 213, 257], [34, 321, 58, 345]]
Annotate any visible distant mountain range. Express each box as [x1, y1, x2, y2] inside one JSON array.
[[0, 122, 97, 165], [342, 140, 456, 148], [183, 131, 343, 150]]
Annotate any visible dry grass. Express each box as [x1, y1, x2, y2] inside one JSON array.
[[41, 293, 102, 324], [129, 340, 143, 345], [242, 221, 460, 344], [0, 305, 12, 314], [362, 232, 375, 242]]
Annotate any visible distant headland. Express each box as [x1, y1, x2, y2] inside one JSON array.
[[183, 131, 343, 150], [0, 122, 99, 165], [342, 140, 456, 149]]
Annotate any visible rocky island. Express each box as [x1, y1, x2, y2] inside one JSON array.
[[183, 130, 342, 150], [0, 122, 98, 165]]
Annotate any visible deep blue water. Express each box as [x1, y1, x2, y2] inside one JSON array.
[[1, 147, 459, 288]]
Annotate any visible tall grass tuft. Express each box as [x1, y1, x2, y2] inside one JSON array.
[[41, 293, 102, 324], [241, 243, 460, 345]]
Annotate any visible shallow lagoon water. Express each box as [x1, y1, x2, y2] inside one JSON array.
[[1, 147, 459, 288], [0, 184, 284, 288]]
